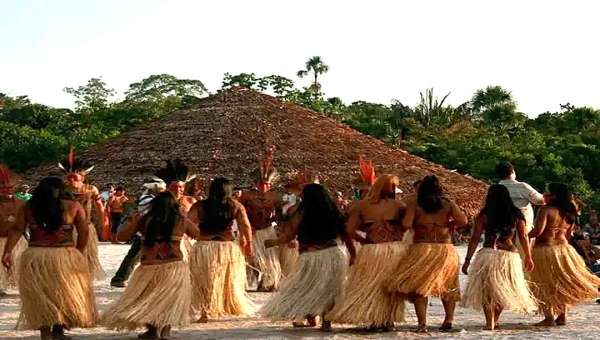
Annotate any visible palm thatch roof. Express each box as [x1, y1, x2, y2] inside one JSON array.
[[24, 87, 488, 218]]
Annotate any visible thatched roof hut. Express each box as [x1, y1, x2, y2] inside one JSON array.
[[25, 87, 488, 218]]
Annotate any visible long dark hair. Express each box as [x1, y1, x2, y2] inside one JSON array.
[[296, 184, 345, 245], [417, 175, 444, 214], [479, 184, 524, 236], [547, 183, 577, 224], [140, 191, 181, 247], [199, 177, 235, 234], [28, 177, 68, 233]]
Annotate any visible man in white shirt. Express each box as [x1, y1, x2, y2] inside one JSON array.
[[282, 189, 299, 215], [496, 162, 545, 259]]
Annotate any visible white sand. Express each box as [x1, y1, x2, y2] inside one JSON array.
[[1, 244, 600, 339]]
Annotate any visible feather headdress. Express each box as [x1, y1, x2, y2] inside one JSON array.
[[250, 147, 280, 184], [0, 164, 20, 189], [284, 172, 315, 194], [57, 145, 94, 175], [353, 157, 377, 189], [153, 158, 197, 185]]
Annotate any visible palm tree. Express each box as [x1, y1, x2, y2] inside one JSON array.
[[296, 56, 330, 91], [471, 86, 514, 113]]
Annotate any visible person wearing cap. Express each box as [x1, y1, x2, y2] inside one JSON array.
[[14, 185, 32, 202]]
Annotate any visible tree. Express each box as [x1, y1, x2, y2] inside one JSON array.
[[63, 77, 116, 114], [125, 74, 208, 101], [296, 56, 330, 91]]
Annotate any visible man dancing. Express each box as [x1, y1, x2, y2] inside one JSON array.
[[0, 164, 27, 294], [58, 146, 106, 281], [239, 147, 283, 292]]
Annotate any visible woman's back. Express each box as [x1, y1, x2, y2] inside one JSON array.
[[28, 199, 86, 248], [535, 206, 573, 245]]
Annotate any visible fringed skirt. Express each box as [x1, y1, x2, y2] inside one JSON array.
[[387, 243, 461, 300], [403, 229, 414, 246], [74, 224, 106, 281], [328, 242, 407, 326], [529, 244, 600, 314], [181, 235, 194, 263], [261, 246, 347, 320], [102, 261, 193, 331], [0, 236, 27, 292], [247, 227, 282, 290], [190, 240, 254, 318], [279, 243, 299, 278], [461, 248, 537, 313], [17, 247, 97, 330]]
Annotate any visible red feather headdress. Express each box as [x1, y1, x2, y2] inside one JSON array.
[[251, 147, 280, 185], [0, 164, 20, 189], [353, 157, 377, 188], [57, 145, 94, 175]]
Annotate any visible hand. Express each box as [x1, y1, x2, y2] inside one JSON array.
[[264, 239, 277, 248], [461, 259, 470, 275], [524, 256, 534, 272], [287, 239, 298, 248], [243, 242, 253, 256], [2, 254, 10, 270]]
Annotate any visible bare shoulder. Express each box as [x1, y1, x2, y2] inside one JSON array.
[[184, 196, 196, 204], [85, 184, 100, 195], [232, 199, 246, 212]]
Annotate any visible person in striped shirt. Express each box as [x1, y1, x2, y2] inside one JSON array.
[[496, 162, 545, 260]]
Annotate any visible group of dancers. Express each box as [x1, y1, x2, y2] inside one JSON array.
[[1, 147, 600, 340]]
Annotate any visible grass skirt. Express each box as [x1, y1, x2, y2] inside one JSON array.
[[190, 241, 254, 317], [328, 242, 407, 326], [461, 248, 537, 313], [387, 243, 460, 300], [529, 244, 600, 314], [74, 224, 106, 281], [102, 261, 193, 331], [261, 246, 347, 320], [403, 229, 414, 246], [0, 236, 27, 292], [279, 243, 299, 277], [247, 227, 282, 290], [17, 247, 97, 330], [181, 235, 194, 263]]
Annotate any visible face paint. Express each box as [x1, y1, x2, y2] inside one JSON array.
[[168, 181, 185, 197]]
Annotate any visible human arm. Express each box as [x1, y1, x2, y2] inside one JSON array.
[[235, 204, 253, 255], [346, 203, 365, 244], [342, 232, 357, 266], [117, 212, 139, 242], [402, 201, 415, 230], [71, 202, 89, 252], [449, 200, 468, 228], [265, 205, 298, 248], [91, 187, 105, 229], [523, 183, 545, 206], [2, 205, 27, 268], [184, 217, 201, 240], [186, 202, 200, 224], [516, 219, 534, 272], [528, 207, 548, 238], [462, 215, 484, 275]]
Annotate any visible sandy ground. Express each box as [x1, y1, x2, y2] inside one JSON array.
[[1, 244, 600, 339]]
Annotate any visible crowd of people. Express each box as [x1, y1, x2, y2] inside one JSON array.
[[1, 148, 600, 339]]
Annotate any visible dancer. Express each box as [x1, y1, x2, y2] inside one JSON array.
[[58, 146, 105, 280], [328, 174, 407, 332], [110, 179, 166, 288], [239, 147, 283, 292], [153, 159, 197, 262], [261, 183, 355, 332], [461, 184, 537, 330], [107, 187, 128, 243], [102, 191, 199, 340], [0, 164, 27, 294], [387, 175, 467, 333], [2, 177, 97, 339], [528, 183, 600, 327], [186, 177, 254, 322]]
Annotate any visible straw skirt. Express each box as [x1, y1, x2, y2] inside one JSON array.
[[247, 227, 282, 290], [461, 248, 537, 313], [74, 224, 106, 281], [0, 236, 27, 292], [181, 235, 194, 263], [328, 242, 407, 326], [261, 246, 347, 320], [279, 243, 299, 277], [387, 243, 461, 300], [190, 240, 254, 317], [529, 244, 600, 314], [102, 260, 193, 331], [17, 247, 97, 330]]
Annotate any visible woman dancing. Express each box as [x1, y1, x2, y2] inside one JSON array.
[[387, 175, 467, 333], [528, 183, 600, 327], [261, 183, 356, 331], [461, 184, 537, 330], [187, 177, 254, 322], [102, 191, 199, 340], [2, 177, 97, 340]]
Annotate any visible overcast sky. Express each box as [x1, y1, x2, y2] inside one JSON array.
[[1, 0, 598, 117]]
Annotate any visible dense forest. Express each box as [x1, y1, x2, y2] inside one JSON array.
[[2, 56, 599, 210]]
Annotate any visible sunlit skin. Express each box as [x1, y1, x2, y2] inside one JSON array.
[[0, 185, 24, 237], [65, 172, 104, 236], [167, 181, 196, 214]]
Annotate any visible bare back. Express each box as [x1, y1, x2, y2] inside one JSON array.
[[348, 198, 407, 244], [532, 206, 573, 246], [0, 197, 25, 236], [405, 198, 467, 244]]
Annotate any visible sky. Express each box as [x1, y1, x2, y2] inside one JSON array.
[[1, 0, 599, 117]]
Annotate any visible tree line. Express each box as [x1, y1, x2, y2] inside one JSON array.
[[2, 56, 600, 212]]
